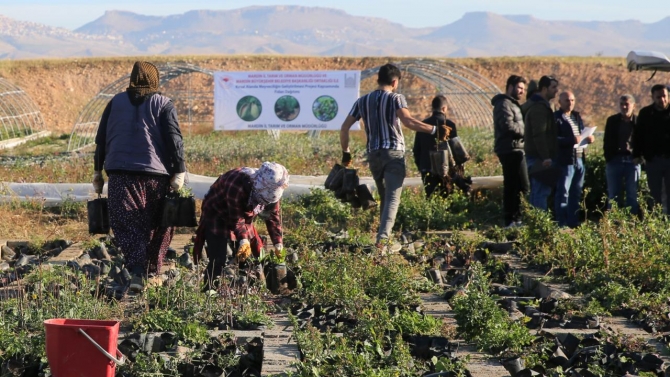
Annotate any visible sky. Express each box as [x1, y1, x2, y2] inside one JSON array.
[[0, 0, 667, 30]]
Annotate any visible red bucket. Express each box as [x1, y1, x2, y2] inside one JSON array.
[[44, 319, 125, 377]]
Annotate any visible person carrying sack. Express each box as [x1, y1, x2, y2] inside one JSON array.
[[413, 95, 455, 198], [339, 63, 448, 251], [192, 162, 289, 291]]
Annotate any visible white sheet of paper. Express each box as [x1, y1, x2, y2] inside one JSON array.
[[575, 126, 596, 148]]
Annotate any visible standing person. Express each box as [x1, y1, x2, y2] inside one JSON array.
[[632, 84, 670, 211], [554, 91, 594, 227], [192, 162, 288, 290], [93, 61, 186, 292], [604, 94, 640, 214], [492, 75, 529, 227], [524, 75, 559, 210], [413, 95, 456, 198], [521, 80, 538, 116], [340, 63, 446, 250]]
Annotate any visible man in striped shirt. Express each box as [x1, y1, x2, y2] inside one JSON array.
[[339, 63, 444, 249], [554, 91, 594, 227]]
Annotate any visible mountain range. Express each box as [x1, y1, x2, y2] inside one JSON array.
[[1, 6, 670, 59]]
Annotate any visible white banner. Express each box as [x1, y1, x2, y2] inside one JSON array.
[[214, 70, 360, 131]]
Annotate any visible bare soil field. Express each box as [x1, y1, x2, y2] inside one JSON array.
[[0, 55, 659, 134]]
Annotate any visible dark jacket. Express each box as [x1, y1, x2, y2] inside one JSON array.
[[554, 110, 585, 166], [632, 103, 670, 162], [492, 94, 524, 156], [524, 94, 557, 160], [603, 113, 637, 162], [413, 112, 457, 172], [94, 91, 186, 175]]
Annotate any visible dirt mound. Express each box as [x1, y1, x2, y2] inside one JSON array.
[[0, 56, 657, 134]]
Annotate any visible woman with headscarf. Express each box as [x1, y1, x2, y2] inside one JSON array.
[[193, 162, 289, 290], [92, 61, 186, 292]]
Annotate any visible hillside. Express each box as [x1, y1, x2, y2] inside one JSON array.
[[0, 56, 660, 135], [2, 7, 670, 58]]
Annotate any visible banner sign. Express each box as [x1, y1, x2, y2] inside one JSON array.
[[214, 70, 360, 131]]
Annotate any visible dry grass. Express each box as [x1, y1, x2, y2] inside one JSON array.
[[0, 201, 89, 243]]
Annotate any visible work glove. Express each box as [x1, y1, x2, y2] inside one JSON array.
[[273, 243, 284, 258], [237, 239, 251, 263], [92, 171, 104, 194], [437, 124, 452, 141], [170, 172, 185, 191], [341, 151, 352, 167]]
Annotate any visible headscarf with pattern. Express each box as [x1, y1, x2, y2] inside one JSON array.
[[127, 61, 159, 97], [245, 162, 289, 210]]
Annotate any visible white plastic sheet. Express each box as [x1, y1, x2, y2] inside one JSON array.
[[0, 174, 502, 206]]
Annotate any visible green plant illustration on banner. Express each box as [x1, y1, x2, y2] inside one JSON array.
[[236, 96, 262, 121], [275, 95, 300, 121], [312, 95, 339, 121]]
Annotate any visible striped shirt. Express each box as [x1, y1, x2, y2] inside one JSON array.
[[348, 90, 408, 152], [564, 113, 584, 155]]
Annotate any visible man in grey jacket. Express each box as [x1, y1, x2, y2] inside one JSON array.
[[493, 75, 528, 227]]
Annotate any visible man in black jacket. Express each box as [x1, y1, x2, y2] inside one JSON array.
[[492, 75, 528, 227], [633, 84, 670, 211], [604, 94, 640, 214], [413, 95, 455, 197]]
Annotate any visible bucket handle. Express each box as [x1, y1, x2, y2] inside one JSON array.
[[78, 328, 126, 366]]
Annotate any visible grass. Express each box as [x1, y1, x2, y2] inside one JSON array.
[[0, 118, 663, 375]]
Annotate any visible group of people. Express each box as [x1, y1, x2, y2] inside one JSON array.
[[92, 60, 670, 291], [494, 73, 670, 228], [93, 61, 289, 291]]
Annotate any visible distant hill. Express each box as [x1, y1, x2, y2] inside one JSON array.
[[2, 7, 670, 59]]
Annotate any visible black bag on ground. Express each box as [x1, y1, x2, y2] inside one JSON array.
[[87, 196, 110, 234], [325, 164, 344, 190], [162, 192, 198, 227], [448, 137, 471, 165], [356, 184, 377, 210]]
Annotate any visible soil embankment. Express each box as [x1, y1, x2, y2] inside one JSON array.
[[0, 56, 659, 134]]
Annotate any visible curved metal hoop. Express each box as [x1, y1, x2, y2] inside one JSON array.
[[0, 78, 46, 142]]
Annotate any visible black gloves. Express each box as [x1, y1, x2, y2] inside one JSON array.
[[342, 151, 352, 167]]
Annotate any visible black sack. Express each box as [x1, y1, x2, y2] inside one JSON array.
[[87, 197, 110, 234], [342, 168, 359, 193], [448, 136, 471, 165], [356, 184, 377, 210], [162, 193, 198, 227], [328, 167, 346, 192], [324, 164, 344, 190]]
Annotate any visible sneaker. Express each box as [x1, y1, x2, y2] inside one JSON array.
[[129, 273, 145, 292], [375, 240, 402, 255]]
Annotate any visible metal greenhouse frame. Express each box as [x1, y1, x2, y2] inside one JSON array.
[[68, 59, 500, 150], [0, 78, 47, 142]]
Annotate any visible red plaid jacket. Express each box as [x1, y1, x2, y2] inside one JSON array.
[[199, 168, 282, 243]]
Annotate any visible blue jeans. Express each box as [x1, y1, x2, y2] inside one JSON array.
[[605, 156, 640, 214], [555, 157, 585, 227], [368, 149, 406, 243], [526, 155, 553, 211]]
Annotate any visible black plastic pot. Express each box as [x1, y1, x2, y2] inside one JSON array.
[[501, 356, 525, 377], [161, 192, 198, 227], [87, 196, 110, 234], [265, 263, 287, 294], [356, 183, 377, 210]]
